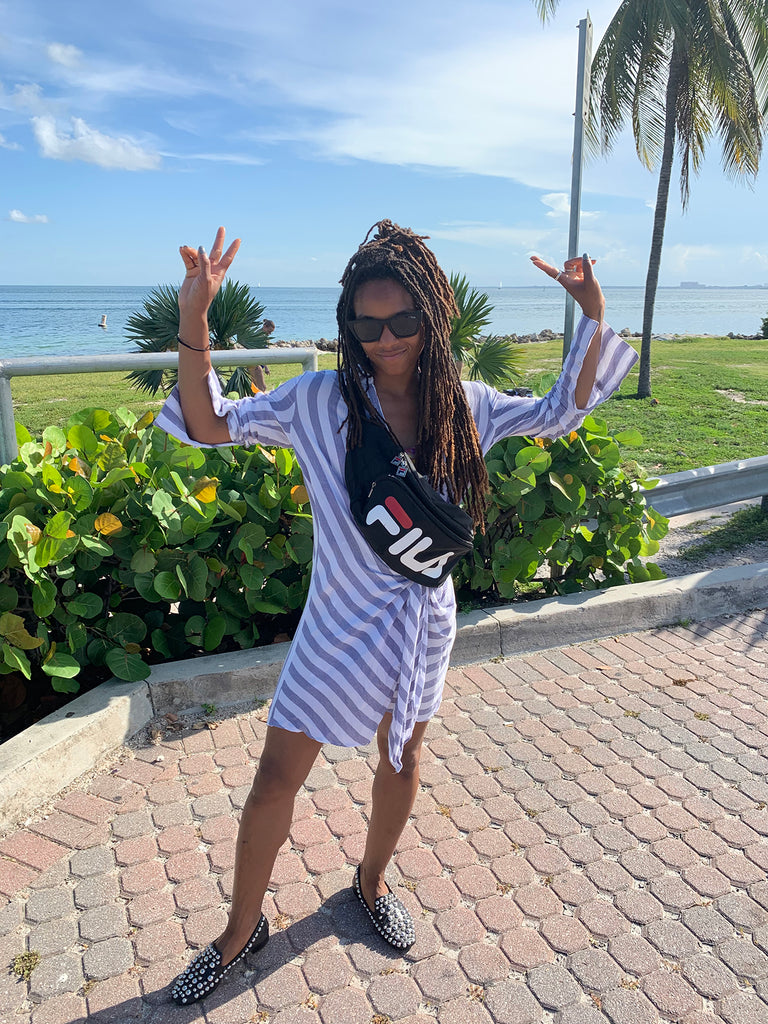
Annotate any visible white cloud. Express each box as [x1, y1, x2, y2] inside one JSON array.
[[200, 1, 636, 193], [238, 27, 579, 189], [47, 43, 82, 68], [161, 150, 265, 166], [61, 65, 207, 100], [542, 193, 570, 217], [541, 192, 600, 220], [428, 220, 555, 251], [737, 248, 768, 269], [7, 82, 48, 114], [9, 209, 48, 223], [0, 132, 20, 150], [662, 243, 720, 275], [32, 115, 160, 170]]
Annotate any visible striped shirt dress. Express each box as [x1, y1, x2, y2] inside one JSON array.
[[156, 316, 637, 771]]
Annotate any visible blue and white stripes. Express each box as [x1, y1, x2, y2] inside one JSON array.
[[155, 316, 637, 770]]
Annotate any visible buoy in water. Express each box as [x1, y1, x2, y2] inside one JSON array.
[[98, 315, 107, 328]]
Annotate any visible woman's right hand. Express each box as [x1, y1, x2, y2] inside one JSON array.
[[178, 226, 241, 319]]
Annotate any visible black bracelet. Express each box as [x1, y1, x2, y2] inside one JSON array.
[[176, 334, 212, 352]]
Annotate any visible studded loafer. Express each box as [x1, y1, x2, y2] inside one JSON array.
[[171, 914, 269, 1005], [353, 865, 415, 950]]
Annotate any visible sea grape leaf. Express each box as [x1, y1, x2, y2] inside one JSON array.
[[203, 616, 227, 652], [104, 647, 150, 681], [67, 593, 104, 619], [32, 578, 57, 618], [41, 651, 81, 678]]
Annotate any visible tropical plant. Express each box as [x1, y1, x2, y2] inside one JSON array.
[[536, 0, 768, 398], [124, 279, 272, 397], [449, 273, 525, 388], [2, 403, 665, 726], [0, 410, 312, 726], [454, 414, 668, 603]]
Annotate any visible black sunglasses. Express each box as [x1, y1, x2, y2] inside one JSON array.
[[347, 310, 423, 344]]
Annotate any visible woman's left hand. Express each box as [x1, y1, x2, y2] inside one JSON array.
[[530, 253, 605, 323]]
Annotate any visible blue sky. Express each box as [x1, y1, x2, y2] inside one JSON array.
[[3, 0, 768, 288]]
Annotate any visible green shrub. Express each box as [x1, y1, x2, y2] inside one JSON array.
[[761, 311, 768, 339], [1, 406, 666, 701], [453, 413, 668, 602], [1, 408, 312, 694]]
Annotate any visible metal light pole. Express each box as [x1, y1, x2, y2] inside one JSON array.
[[563, 13, 593, 358]]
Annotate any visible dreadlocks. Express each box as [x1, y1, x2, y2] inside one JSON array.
[[336, 219, 490, 529]]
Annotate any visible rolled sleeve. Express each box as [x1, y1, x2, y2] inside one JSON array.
[[466, 316, 637, 452], [155, 370, 296, 449]]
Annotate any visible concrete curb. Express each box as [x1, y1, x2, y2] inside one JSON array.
[[1, 560, 766, 832], [487, 559, 768, 659]]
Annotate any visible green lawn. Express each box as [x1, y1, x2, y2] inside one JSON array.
[[524, 335, 768, 474], [10, 336, 768, 475]]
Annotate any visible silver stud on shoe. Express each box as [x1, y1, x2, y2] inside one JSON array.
[[353, 866, 415, 950], [171, 914, 269, 1005]]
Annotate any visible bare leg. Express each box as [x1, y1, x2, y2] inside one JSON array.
[[214, 724, 322, 965], [358, 713, 429, 909], [250, 365, 267, 392]]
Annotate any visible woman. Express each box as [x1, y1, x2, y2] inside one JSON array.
[[156, 221, 637, 1005]]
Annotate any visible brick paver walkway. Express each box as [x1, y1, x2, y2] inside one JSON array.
[[1, 610, 768, 1024]]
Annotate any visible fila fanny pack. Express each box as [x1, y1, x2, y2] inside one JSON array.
[[345, 418, 475, 587]]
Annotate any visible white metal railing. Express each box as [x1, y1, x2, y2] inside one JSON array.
[[0, 348, 318, 466]]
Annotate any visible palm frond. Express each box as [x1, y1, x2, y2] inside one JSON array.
[[632, 30, 672, 169], [124, 368, 168, 395], [209, 280, 267, 348], [123, 279, 271, 397], [590, 0, 673, 160], [124, 283, 181, 349], [449, 273, 494, 362], [532, 0, 560, 22], [222, 367, 257, 396], [463, 336, 525, 389], [588, 0, 765, 190], [713, 1, 764, 176]]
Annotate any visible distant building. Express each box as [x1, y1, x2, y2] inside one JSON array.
[[680, 281, 706, 289]]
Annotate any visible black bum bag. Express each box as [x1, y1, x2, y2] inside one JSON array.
[[345, 419, 475, 587]]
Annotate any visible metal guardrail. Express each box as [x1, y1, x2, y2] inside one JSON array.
[[0, 348, 318, 466], [639, 455, 768, 518]]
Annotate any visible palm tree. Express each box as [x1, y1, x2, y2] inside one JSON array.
[[125, 280, 272, 397], [449, 273, 525, 388], [536, 0, 768, 397]]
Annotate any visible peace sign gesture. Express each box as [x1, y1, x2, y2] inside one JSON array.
[[178, 226, 241, 320], [530, 253, 605, 323]]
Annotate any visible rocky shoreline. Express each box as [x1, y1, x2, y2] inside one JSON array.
[[267, 326, 763, 352], [268, 329, 569, 351]]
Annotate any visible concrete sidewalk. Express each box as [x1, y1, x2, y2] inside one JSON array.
[[1, 610, 767, 1024]]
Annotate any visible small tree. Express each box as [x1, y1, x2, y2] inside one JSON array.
[[449, 273, 525, 388], [761, 312, 768, 339], [125, 280, 272, 397]]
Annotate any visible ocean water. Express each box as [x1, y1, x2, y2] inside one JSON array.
[[1, 284, 767, 360]]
